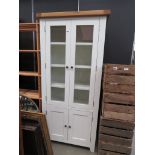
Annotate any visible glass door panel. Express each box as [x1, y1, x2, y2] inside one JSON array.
[[74, 25, 93, 105], [51, 67, 65, 84], [75, 68, 90, 86], [70, 19, 99, 109], [74, 90, 89, 104], [75, 45, 92, 66], [46, 22, 70, 105], [51, 26, 66, 42], [76, 25, 93, 43], [51, 44, 65, 64], [50, 26, 66, 102], [51, 87, 65, 101]]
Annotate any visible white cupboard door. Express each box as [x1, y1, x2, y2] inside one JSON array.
[[45, 20, 71, 108], [46, 105, 68, 142], [68, 109, 92, 147], [69, 18, 99, 110]]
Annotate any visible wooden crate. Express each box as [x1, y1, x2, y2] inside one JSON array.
[[98, 117, 134, 155], [104, 64, 135, 76], [102, 64, 135, 122], [98, 150, 129, 155], [98, 64, 135, 155], [99, 117, 134, 139]]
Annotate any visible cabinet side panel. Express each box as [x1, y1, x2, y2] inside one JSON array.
[[90, 16, 107, 152], [40, 20, 47, 113]]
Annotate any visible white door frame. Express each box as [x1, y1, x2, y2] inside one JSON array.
[[69, 18, 100, 111], [45, 20, 71, 109]]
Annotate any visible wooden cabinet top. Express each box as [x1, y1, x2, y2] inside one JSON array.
[[36, 10, 111, 19]]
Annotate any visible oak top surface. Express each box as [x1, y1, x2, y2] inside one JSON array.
[[36, 10, 111, 18]]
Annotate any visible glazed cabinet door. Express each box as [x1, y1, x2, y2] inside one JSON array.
[[45, 20, 71, 108], [68, 109, 92, 147], [46, 105, 68, 142], [69, 18, 99, 110]]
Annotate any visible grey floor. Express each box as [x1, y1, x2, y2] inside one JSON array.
[[52, 142, 97, 155]]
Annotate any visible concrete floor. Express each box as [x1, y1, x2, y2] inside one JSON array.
[[52, 142, 97, 155]]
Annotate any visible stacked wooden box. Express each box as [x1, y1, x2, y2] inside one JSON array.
[[98, 64, 135, 155]]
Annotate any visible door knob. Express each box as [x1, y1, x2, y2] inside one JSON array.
[[66, 66, 69, 69], [64, 125, 67, 128], [71, 66, 73, 69], [68, 125, 71, 128]]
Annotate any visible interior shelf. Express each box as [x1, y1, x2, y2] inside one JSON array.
[[51, 64, 65, 67], [19, 71, 40, 77], [74, 84, 90, 90], [51, 82, 65, 88], [19, 23, 39, 32], [19, 50, 40, 53], [75, 65, 91, 69], [50, 42, 66, 45], [19, 89, 41, 99], [76, 42, 92, 46]]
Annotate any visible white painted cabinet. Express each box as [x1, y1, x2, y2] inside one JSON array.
[[39, 11, 108, 152]]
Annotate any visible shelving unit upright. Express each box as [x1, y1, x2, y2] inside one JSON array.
[[19, 22, 42, 111]]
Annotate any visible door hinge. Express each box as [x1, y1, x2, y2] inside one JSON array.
[[45, 110, 47, 115], [45, 96, 47, 101], [45, 63, 46, 69], [44, 25, 46, 32], [96, 66, 97, 71]]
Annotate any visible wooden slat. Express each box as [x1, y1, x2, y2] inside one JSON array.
[[98, 150, 127, 155], [104, 84, 134, 94], [104, 75, 135, 85], [104, 111, 135, 122], [104, 64, 135, 76], [19, 50, 40, 53], [99, 134, 132, 147], [100, 117, 134, 130], [19, 23, 39, 31], [19, 71, 40, 77], [99, 126, 133, 138], [104, 93, 135, 105], [99, 141, 131, 154], [36, 10, 111, 18], [104, 103, 135, 114], [19, 89, 41, 99]]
